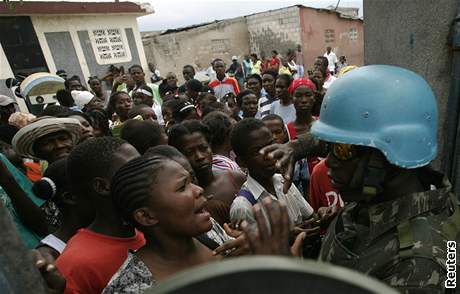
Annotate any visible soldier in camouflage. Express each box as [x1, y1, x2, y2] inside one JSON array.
[[261, 65, 460, 293]]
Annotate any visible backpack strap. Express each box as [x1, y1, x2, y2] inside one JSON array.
[[238, 189, 257, 205]]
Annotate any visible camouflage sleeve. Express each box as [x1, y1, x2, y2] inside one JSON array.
[[379, 257, 446, 294], [295, 133, 327, 161]]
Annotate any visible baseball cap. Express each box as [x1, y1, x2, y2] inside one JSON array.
[[232, 56, 238, 61], [0, 95, 17, 106]]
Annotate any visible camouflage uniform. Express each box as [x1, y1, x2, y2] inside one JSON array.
[[319, 171, 460, 293]]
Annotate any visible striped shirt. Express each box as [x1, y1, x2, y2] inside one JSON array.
[[208, 77, 240, 101], [212, 154, 240, 175], [258, 93, 277, 118]]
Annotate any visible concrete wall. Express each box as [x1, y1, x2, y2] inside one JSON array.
[[31, 14, 148, 86], [246, 6, 301, 58], [300, 7, 364, 69], [364, 0, 456, 170], [143, 17, 249, 83], [44, 32, 85, 83]]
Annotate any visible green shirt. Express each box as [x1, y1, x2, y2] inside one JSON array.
[[0, 154, 45, 248]]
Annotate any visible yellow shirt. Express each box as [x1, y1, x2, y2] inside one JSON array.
[[279, 66, 292, 76]]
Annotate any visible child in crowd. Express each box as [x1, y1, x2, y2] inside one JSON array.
[[168, 120, 245, 226], [128, 104, 158, 121], [261, 114, 289, 145], [202, 111, 240, 175], [269, 74, 295, 124], [229, 118, 314, 227], [108, 92, 133, 137], [259, 71, 278, 118], [236, 89, 260, 119], [33, 158, 95, 260], [222, 92, 241, 122], [120, 120, 167, 155], [55, 137, 144, 294], [171, 99, 200, 123], [132, 85, 163, 125], [161, 98, 181, 131]]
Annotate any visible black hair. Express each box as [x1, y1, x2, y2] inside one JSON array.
[[202, 111, 232, 149], [0, 124, 18, 145], [246, 74, 262, 85], [262, 70, 278, 80], [201, 101, 225, 118], [272, 50, 278, 55], [56, 89, 75, 107], [168, 120, 211, 150], [57, 110, 91, 123], [134, 85, 153, 96], [32, 158, 69, 205], [261, 114, 284, 125], [200, 85, 214, 95], [231, 118, 266, 157], [316, 56, 329, 68], [128, 104, 153, 119], [111, 154, 170, 226], [121, 120, 164, 155], [64, 76, 82, 90], [172, 98, 196, 122], [67, 137, 126, 194], [108, 91, 130, 117], [276, 74, 293, 87], [250, 53, 258, 59], [40, 104, 69, 117], [212, 58, 224, 66], [144, 145, 184, 160], [128, 64, 143, 73], [185, 79, 203, 93], [159, 81, 178, 98], [162, 97, 182, 111], [86, 108, 111, 136], [87, 76, 100, 84], [236, 89, 255, 108], [183, 65, 195, 73]]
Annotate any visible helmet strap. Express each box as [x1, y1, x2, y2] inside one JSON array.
[[362, 150, 387, 199]]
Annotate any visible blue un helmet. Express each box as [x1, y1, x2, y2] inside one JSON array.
[[310, 65, 437, 169]]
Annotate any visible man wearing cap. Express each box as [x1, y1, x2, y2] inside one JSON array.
[[0, 95, 17, 125], [260, 65, 460, 293], [226, 56, 244, 90], [71, 90, 104, 112], [12, 117, 82, 164]]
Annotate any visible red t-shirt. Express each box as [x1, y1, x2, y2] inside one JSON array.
[[56, 228, 145, 294], [270, 57, 280, 67], [308, 159, 344, 212]]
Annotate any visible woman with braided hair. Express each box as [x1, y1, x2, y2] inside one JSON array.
[[103, 153, 220, 293]]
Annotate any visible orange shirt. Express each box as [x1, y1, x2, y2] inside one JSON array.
[[56, 228, 145, 294]]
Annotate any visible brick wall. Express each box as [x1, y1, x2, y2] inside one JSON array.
[[246, 6, 302, 59], [142, 17, 249, 83]]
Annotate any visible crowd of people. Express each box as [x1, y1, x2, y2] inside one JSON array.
[[0, 44, 457, 294]]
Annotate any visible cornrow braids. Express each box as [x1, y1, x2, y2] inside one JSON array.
[[111, 155, 170, 226], [168, 120, 211, 150]]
